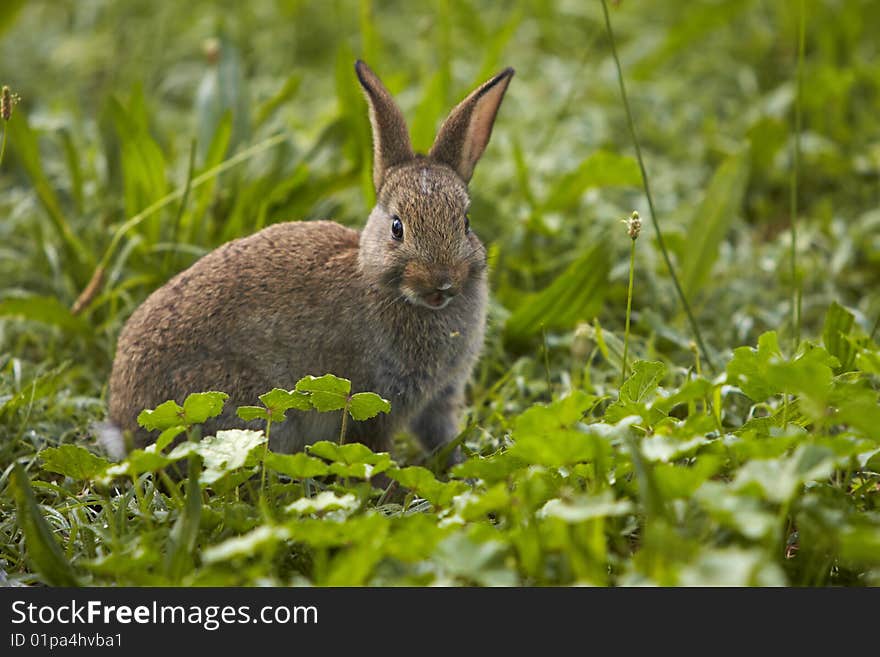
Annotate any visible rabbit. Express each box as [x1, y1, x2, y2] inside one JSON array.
[[101, 60, 514, 465]]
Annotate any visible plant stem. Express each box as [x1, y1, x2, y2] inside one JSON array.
[[621, 238, 636, 384], [790, 0, 806, 351], [0, 123, 7, 168], [339, 402, 349, 445], [260, 418, 272, 500], [871, 312, 880, 343], [541, 324, 552, 393], [600, 0, 715, 372]]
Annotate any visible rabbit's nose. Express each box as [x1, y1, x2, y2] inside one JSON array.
[[436, 281, 453, 291]]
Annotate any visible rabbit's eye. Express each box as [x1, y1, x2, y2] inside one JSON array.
[[464, 213, 471, 234], [391, 215, 404, 241]]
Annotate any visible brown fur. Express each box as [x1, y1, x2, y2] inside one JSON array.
[[106, 61, 514, 461]]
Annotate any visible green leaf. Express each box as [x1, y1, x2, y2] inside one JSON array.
[[856, 348, 880, 375], [287, 492, 359, 516], [202, 526, 290, 564], [839, 527, 880, 565], [39, 445, 110, 480], [264, 452, 330, 479], [763, 344, 836, 414], [733, 444, 837, 504], [307, 440, 392, 471], [651, 377, 715, 415], [641, 434, 710, 463], [287, 515, 386, 550], [835, 391, 880, 441], [259, 388, 311, 420], [383, 515, 450, 563], [452, 484, 511, 521], [620, 360, 668, 405], [295, 374, 351, 412], [137, 400, 184, 432], [604, 360, 668, 423], [326, 462, 378, 479], [654, 456, 724, 499], [451, 451, 526, 483], [726, 331, 783, 402], [822, 301, 856, 371], [236, 406, 269, 422], [678, 548, 786, 586], [155, 426, 186, 451], [679, 150, 750, 298], [104, 445, 190, 478], [538, 492, 634, 523], [182, 391, 229, 425], [10, 463, 80, 586], [696, 481, 777, 540], [509, 392, 612, 467], [542, 151, 641, 212], [433, 532, 517, 586], [348, 392, 391, 421], [387, 466, 468, 507], [514, 390, 596, 434], [504, 243, 610, 348]]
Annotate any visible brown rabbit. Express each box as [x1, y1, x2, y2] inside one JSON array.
[[102, 61, 514, 463]]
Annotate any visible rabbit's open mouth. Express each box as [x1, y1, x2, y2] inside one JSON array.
[[401, 285, 455, 310], [421, 290, 454, 310]]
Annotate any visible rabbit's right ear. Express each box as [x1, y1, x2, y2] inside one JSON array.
[[355, 60, 415, 193], [429, 67, 514, 183]]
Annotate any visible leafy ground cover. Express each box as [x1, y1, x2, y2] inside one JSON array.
[[1, 0, 879, 586]]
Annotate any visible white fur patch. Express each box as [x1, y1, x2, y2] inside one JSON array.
[[93, 421, 128, 461]]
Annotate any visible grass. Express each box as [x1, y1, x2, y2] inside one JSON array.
[[1, 0, 879, 586]]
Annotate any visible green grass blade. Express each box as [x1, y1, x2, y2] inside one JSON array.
[[679, 150, 750, 299], [6, 113, 92, 280], [505, 242, 610, 348], [165, 455, 203, 582], [10, 463, 80, 586]]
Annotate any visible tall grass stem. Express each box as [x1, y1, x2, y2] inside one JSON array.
[[260, 418, 272, 501], [621, 238, 635, 384], [790, 0, 805, 350], [600, 0, 715, 372], [0, 124, 7, 168]]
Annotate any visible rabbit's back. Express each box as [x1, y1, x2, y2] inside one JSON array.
[[108, 220, 369, 447]]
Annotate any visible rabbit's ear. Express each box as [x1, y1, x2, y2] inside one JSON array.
[[355, 60, 415, 193], [429, 67, 514, 183]]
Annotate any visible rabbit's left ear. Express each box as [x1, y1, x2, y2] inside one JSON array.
[[356, 60, 415, 193], [429, 67, 514, 183]]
